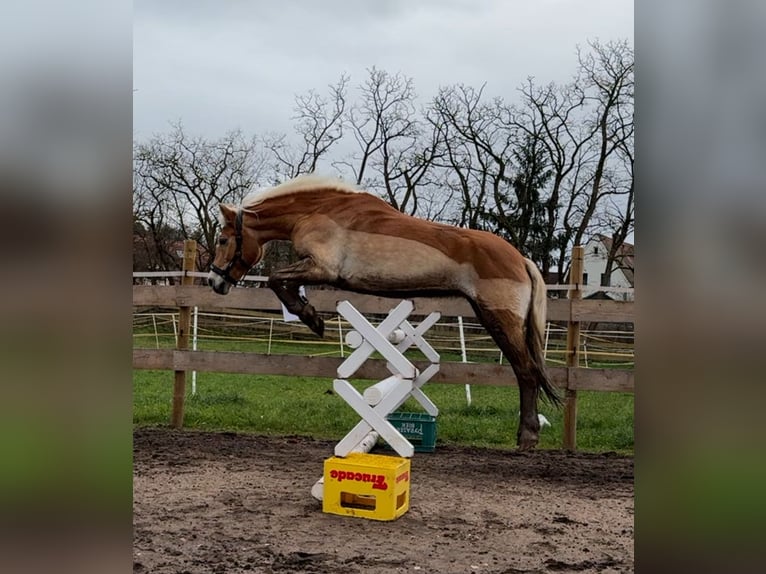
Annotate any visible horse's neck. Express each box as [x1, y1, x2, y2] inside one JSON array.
[[245, 192, 332, 240], [244, 210, 297, 242]]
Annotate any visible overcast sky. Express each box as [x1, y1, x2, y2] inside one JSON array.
[[134, 1, 632, 141]]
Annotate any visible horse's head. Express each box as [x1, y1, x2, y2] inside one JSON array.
[[207, 204, 263, 295]]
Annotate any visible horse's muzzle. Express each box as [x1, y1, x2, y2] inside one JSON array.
[[208, 271, 231, 295]]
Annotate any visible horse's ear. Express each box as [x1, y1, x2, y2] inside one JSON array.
[[218, 203, 236, 222]]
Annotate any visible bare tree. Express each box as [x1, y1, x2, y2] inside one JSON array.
[[335, 68, 441, 215], [133, 123, 267, 267], [132, 166, 182, 275], [569, 39, 634, 250], [427, 84, 514, 228], [514, 39, 634, 279], [598, 130, 635, 285], [344, 68, 413, 185], [425, 83, 556, 272], [514, 78, 593, 276], [264, 75, 349, 179]]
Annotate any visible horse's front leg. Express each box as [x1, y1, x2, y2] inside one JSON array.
[[267, 257, 335, 337]]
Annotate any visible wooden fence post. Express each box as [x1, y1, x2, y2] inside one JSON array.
[[563, 245, 584, 451], [171, 240, 197, 429]]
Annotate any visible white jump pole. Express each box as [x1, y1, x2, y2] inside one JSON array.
[[311, 429, 381, 501], [544, 321, 550, 359], [388, 329, 406, 344], [363, 375, 403, 405], [191, 305, 199, 395], [458, 316, 471, 406], [338, 316, 344, 358], [152, 313, 160, 349]]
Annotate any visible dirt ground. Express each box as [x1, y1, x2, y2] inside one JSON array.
[[133, 428, 634, 574]]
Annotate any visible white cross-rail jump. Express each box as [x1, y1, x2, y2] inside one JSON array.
[[310, 299, 441, 501], [333, 299, 440, 458]]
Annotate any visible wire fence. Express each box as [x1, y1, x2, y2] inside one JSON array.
[[133, 307, 634, 369]]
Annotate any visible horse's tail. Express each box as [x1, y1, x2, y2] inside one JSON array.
[[524, 258, 562, 407]]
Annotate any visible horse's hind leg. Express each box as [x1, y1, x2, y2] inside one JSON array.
[[471, 305, 543, 450], [267, 257, 335, 337]]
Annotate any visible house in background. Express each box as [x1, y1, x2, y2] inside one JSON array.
[[581, 234, 634, 301]]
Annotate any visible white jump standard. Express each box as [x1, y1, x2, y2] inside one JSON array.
[[333, 299, 441, 458]]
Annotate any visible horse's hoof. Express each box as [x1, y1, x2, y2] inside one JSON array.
[[517, 429, 539, 451], [517, 441, 537, 452], [310, 316, 325, 338]]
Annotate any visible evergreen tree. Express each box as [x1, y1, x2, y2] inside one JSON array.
[[478, 133, 554, 270]]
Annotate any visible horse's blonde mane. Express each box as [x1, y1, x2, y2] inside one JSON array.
[[243, 174, 364, 207]]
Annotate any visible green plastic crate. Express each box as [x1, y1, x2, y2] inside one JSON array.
[[386, 412, 437, 452]]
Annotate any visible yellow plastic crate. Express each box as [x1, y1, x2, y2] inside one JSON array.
[[322, 453, 411, 521]]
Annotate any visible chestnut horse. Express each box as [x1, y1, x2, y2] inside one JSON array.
[[208, 174, 560, 450]]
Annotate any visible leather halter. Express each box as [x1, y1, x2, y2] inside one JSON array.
[[210, 209, 250, 285]]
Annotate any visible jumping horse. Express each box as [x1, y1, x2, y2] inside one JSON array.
[[208, 174, 561, 450]]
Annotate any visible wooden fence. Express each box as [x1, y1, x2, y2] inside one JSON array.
[[132, 244, 634, 450]]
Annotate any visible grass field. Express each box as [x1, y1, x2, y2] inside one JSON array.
[[133, 369, 633, 454], [133, 312, 634, 454]]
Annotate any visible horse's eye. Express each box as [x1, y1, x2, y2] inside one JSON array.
[[218, 237, 228, 245]]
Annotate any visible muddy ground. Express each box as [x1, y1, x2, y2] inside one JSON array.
[[133, 429, 633, 573]]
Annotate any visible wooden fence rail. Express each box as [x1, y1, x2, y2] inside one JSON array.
[[133, 253, 634, 450], [132, 284, 634, 324]]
